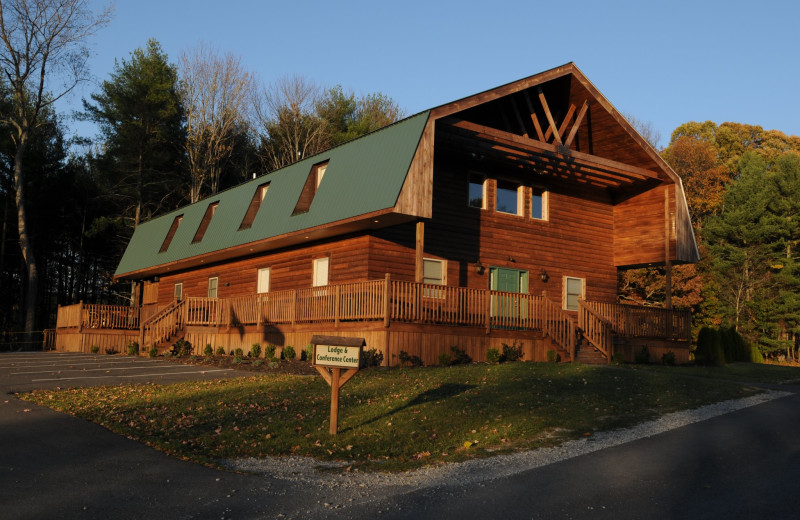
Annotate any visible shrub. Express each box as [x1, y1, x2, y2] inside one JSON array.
[[126, 341, 139, 356], [304, 344, 314, 362], [360, 348, 384, 368], [149, 345, 158, 358], [249, 343, 262, 358], [233, 355, 242, 364], [501, 340, 524, 362], [104, 347, 116, 355], [215, 345, 225, 356], [611, 352, 626, 365], [253, 359, 264, 367], [722, 327, 752, 362], [635, 346, 650, 364], [90, 344, 100, 354], [546, 349, 559, 363], [234, 347, 244, 358], [449, 346, 472, 365], [438, 352, 452, 366], [750, 346, 765, 364], [695, 327, 725, 366], [283, 345, 296, 360], [398, 350, 423, 367], [485, 348, 501, 364], [162, 351, 172, 358], [173, 339, 192, 357], [662, 351, 676, 366], [204, 344, 214, 357], [265, 344, 277, 360]]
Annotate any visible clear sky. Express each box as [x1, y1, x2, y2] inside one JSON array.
[[58, 0, 800, 149]]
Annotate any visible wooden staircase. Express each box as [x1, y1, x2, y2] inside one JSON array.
[[141, 300, 187, 353], [574, 334, 609, 365]]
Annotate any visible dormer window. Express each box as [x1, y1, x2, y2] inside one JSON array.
[[239, 182, 270, 230], [159, 215, 183, 253], [292, 160, 329, 216], [192, 202, 218, 243]]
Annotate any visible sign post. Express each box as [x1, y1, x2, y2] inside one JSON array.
[[311, 335, 365, 435]]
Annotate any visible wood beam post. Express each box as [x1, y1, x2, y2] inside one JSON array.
[[537, 87, 562, 145], [415, 220, 425, 283], [665, 188, 673, 309]]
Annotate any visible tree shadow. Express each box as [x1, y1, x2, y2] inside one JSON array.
[[343, 382, 475, 432]]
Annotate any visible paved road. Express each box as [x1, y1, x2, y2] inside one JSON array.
[[2, 352, 799, 519]]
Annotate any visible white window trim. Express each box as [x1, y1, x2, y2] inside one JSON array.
[[563, 276, 585, 311], [312, 257, 329, 287], [531, 187, 549, 221], [257, 267, 271, 294], [422, 257, 446, 298], [174, 282, 183, 301], [208, 277, 219, 299]]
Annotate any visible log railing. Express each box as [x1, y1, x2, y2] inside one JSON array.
[[586, 301, 691, 341], [55, 302, 140, 330], [578, 300, 613, 360]]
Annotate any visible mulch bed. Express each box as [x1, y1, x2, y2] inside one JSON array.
[[164, 354, 318, 376]]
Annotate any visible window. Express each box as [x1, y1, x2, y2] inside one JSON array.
[[239, 182, 270, 230], [312, 257, 329, 287], [293, 161, 329, 215], [423, 258, 446, 298], [173, 283, 183, 301], [496, 180, 521, 215], [159, 215, 183, 253], [257, 268, 271, 294], [468, 173, 485, 209], [192, 202, 219, 243], [564, 276, 584, 311], [531, 187, 548, 220], [208, 277, 218, 298]]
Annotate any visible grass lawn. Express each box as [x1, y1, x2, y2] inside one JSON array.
[[20, 361, 795, 472]]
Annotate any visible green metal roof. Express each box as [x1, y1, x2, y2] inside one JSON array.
[[115, 111, 430, 278]]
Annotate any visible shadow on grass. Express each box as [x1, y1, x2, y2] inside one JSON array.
[[343, 382, 475, 433]]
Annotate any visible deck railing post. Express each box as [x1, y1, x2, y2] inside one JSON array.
[[291, 290, 297, 326], [485, 290, 491, 335], [383, 274, 391, 328], [335, 285, 341, 327], [77, 300, 84, 332]]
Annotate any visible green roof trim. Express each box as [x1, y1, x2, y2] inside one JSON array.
[[115, 111, 430, 277]]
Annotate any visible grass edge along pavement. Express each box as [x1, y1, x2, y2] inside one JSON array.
[[19, 361, 791, 473]]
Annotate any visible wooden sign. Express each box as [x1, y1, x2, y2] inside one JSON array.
[[311, 335, 365, 435]]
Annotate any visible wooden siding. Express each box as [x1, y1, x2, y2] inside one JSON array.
[[614, 184, 672, 268], [395, 117, 433, 218], [154, 235, 372, 307]]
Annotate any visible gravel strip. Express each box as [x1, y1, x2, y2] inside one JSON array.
[[226, 390, 790, 495]]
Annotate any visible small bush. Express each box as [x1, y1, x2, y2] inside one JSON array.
[[162, 351, 172, 358], [283, 345, 296, 360], [449, 346, 472, 365], [486, 348, 501, 364], [662, 351, 676, 366], [126, 341, 139, 356], [750, 346, 765, 364], [234, 347, 244, 358], [203, 344, 213, 357], [635, 346, 650, 364], [173, 339, 192, 357], [304, 344, 314, 362], [360, 348, 384, 368], [233, 355, 243, 364], [611, 352, 626, 365], [399, 350, 423, 367], [249, 343, 262, 359], [149, 345, 158, 358], [253, 359, 264, 367], [215, 345, 225, 356], [104, 347, 116, 355], [696, 327, 725, 366], [438, 352, 452, 366], [90, 344, 100, 354], [265, 344, 277, 359], [501, 340, 524, 362], [546, 349, 559, 363]]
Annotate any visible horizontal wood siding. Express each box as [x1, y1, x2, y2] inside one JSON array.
[[156, 235, 371, 307], [614, 185, 671, 267]]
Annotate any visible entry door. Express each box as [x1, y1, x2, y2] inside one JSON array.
[[490, 267, 529, 323]]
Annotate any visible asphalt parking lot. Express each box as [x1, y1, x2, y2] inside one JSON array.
[[0, 351, 243, 393]]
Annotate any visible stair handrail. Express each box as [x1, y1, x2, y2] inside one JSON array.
[[540, 295, 577, 361], [578, 299, 613, 361], [142, 299, 187, 348]]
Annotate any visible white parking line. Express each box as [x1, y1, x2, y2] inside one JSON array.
[[31, 369, 233, 382], [14, 364, 184, 375], [3, 360, 161, 370]]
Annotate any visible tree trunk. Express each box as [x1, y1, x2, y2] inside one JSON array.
[[14, 136, 39, 337]]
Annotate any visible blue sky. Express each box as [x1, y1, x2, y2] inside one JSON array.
[[59, 0, 800, 149]]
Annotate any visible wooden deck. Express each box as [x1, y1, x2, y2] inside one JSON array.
[[55, 277, 691, 364]]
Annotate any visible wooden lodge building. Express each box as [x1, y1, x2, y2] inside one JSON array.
[[54, 63, 699, 364]]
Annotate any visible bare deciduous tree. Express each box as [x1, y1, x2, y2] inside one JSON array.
[[0, 0, 110, 334], [254, 74, 328, 171], [623, 112, 663, 150], [179, 43, 253, 202]]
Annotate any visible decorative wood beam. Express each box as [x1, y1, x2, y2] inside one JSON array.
[[565, 100, 589, 148], [509, 96, 529, 137], [557, 103, 577, 143], [537, 87, 562, 145], [443, 118, 662, 181], [523, 91, 546, 141]]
